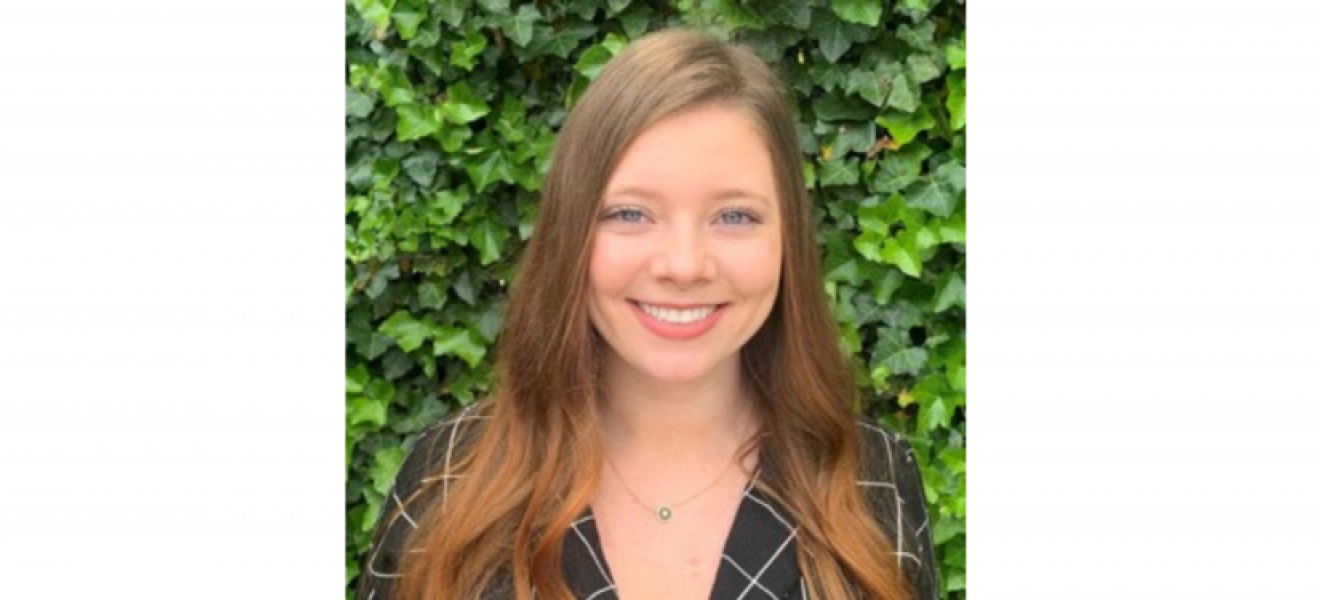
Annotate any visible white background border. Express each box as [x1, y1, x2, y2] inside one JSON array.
[[2, 1, 1317, 597]]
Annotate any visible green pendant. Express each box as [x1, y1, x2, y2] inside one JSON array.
[[657, 506, 673, 522]]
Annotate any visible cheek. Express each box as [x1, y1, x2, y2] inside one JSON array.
[[729, 237, 783, 296], [587, 237, 632, 298]]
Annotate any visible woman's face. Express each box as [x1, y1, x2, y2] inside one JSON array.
[[587, 103, 783, 387]]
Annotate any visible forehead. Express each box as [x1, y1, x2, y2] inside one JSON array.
[[603, 104, 778, 209]]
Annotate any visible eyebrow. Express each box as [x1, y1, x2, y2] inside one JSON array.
[[603, 185, 774, 207]]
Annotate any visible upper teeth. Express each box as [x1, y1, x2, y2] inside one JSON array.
[[640, 303, 717, 324]]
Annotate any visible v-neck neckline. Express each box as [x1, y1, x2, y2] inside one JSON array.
[[564, 475, 803, 600]]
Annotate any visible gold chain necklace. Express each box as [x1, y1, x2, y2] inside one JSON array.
[[603, 451, 741, 523]]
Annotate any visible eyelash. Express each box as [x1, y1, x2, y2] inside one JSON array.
[[599, 207, 647, 223], [598, 206, 764, 226], [717, 206, 762, 226]]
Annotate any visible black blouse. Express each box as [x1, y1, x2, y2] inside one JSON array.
[[358, 406, 939, 600]]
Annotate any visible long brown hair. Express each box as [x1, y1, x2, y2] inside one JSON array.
[[395, 29, 914, 600]]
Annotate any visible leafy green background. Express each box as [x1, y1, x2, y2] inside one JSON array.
[[346, 0, 965, 598]]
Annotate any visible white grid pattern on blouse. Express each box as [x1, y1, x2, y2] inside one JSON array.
[[570, 514, 616, 597], [859, 420, 927, 569], [366, 405, 487, 581]]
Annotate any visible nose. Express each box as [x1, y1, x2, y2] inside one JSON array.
[[650, 225, 714, 286]]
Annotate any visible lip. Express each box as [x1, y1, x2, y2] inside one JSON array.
[[627, 300, 728, 341], [632, 300, 723, 309]]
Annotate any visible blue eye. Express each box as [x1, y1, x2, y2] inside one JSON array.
[[612, 208, 645, 223], [718, 209, 760, 226]]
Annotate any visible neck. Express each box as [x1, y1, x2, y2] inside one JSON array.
[[598, 356, 757, 461]]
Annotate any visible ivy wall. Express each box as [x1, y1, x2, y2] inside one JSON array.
[[346, 0, 966, 598]]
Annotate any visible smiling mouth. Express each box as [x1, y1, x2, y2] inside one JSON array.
[[630, 301, 726, 325]]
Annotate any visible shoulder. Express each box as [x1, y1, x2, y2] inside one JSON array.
[[359, 402, 494, 591], [851, 417, 924, 530], [854, 417, 916, 481], [853, 417, 940, 599], [392, 401, 494, 498]]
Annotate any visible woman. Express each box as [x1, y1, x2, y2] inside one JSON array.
[[359, 29, 938, 600]]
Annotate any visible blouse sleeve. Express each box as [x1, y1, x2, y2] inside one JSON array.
[[857, 421, 941, 600], [356, 409, 481, 600]]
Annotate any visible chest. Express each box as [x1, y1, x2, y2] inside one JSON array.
[[562, 483, 804, 600], [592, 484, 744, 600]]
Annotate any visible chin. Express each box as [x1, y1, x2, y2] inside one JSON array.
[[635, 354, 733, 386]]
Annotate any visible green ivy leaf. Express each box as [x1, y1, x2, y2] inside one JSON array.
[[503, 5, 541, 47], [918, 395, 951, 433], [818, 158, 860, 186], [810, 9, 868, 63], [391, 10, 424, 40], [713, 0, 767, 31], [402, 150, 439, 187], [494, 95, 528, 143], [437, 124, 472, 154], [947, 71, 966, 131], [933, 509, 963, 544], [907, 52, 943, 84], [382, 348, 415, 380], [607, 0, 633, 14], [886, 72, 920, 113], [563, 0, 599, 20], [934, 161, 966, 195], [914, 224, 939, 251], [347, 86, 375, 119], [533, 22, 595, 59], [880, 231, 923, 277], [408, 20, 440, 49], [372, 65, 416, 107], [369, 446, 406, 495], [434, 327, 487, 367], [395, 104, 440, 142], [937, 212, 966, 245], [361, 333, 392, 360], [896, 20, 937, 52], [845, 69, 885, 108], [874, 267, 907, 304], [363, 377, 395, 405], [832, 122, 876, 157], [873, 327, 928, 375], [427, 189, 467, 226], [465, 149, 514, 192], [878, 299, 925, 329], [740, 26, 803, 63], [452, 270, 476, 305], [877, 102, 934, 145], [471, 219, 510, 265], [853, 230, 886, 264], [356, 0, 395, 28], [907, 178, 957, 218], [348, 393, 388, 427], [831, 0, 883, 27], [450, 30, 488, 71], [379, 310, 431, 352], [761, 0, 812, 29], [440, 82, 491, 125], [857, 202, 889, 236], [814, 94, 872, 122], [944, 33, 966, 70], [435, 0, 465, 27], [933, 270, 965, 313], [873, 142, 930, 193], [418, 281, 447, 311], [575, 35, 628, 80], [346, 363, 370, 394]]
